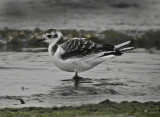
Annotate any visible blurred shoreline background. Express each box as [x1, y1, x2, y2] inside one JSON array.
[[0, 0, 160, 30], [0, 0, 160, 51]]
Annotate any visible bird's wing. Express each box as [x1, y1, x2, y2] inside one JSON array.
[[60, 38, 114, 60]]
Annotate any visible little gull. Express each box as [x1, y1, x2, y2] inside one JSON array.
[[37, 29, 134, 87]]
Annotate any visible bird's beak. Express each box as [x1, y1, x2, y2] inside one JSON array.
[[36, 38, 45, 43]]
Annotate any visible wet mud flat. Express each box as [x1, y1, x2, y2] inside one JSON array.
[[0, 49, 160, 108]]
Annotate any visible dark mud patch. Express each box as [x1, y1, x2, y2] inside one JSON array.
[[111, 2, 138, 8], [0, 96, 19, 100], [93, 82, 127, 86], [51, 85, 120, 97], [60, 78, 127, 96], [149, 85, 160, 93], [127, 80, 142, 84], [130, 92, 147, 96], [48, 78, 122, 99], [61, 77, 126, 86]]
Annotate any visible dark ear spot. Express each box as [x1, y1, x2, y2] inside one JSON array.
[[47, 34, 52, 38], [53, 34, 58, 38]]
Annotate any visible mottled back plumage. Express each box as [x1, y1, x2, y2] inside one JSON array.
[[60, 38, 114, 60]]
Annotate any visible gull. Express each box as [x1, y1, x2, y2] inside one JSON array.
[[37, 29, 134, 87]]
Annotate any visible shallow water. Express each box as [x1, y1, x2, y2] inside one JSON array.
[[0, 49, 160, 108]]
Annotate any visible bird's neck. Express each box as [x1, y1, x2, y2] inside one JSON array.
[[48, 37, 64, 56]]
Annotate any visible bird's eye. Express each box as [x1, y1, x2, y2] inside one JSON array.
[[47, 35, 52, 38], [53, 34, 58, 38]]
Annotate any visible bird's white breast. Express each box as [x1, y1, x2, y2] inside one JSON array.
[[51, 46, 93, 72]]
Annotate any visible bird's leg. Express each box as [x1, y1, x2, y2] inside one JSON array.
[[73, 71, 80, 87], [75, 71, 78, 77], [19, 97, 25, 104]]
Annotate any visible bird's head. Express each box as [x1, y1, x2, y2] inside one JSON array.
[[37, 29, 63, 44]]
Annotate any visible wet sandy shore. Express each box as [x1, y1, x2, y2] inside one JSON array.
[[0, 49, 160, 108]]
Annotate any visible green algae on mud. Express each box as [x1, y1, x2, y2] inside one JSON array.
[[0, 99, 160, 117], [0, 28, 160, 51]]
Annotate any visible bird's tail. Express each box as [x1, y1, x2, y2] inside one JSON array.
[[115, 41, 133, 49], [120, 47, 134, 52], [113, 41, 134, 56], [115, 41, 134, 52]]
